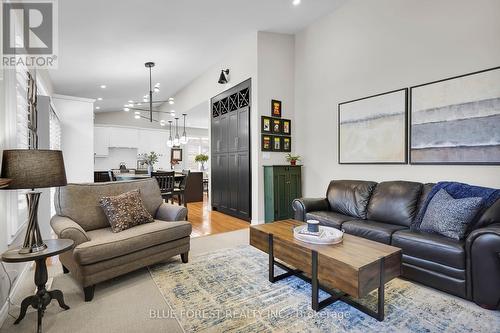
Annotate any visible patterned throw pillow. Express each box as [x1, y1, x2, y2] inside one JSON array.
[[420, 189, 483, 240], [99, 190, 154, 233]]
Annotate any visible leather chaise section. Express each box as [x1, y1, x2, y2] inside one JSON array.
[[392, 230, 465, 269], [341, 220, 407, 244]]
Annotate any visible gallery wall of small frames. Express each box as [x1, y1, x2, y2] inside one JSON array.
[[261, 99, 292, 152]]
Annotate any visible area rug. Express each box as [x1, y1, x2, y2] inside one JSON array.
[[148, 245, 500, 333]]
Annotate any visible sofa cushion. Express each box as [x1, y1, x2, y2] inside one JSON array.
[[341, 220, 407, 244], [306, 211, 354, 229], [392, 229, 465, 269], [73, 220, 192, 265], [366, 181, 422, 227], [420, 189, 483, 240], [55, 179, 164, 231], [99, 190, 154, 232], [326, 180, 377, 219]]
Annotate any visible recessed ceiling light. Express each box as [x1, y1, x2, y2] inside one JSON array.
[[97, 97, 103, 101], [95, 106, 100, 110], [134, 111, 140, 115], [292, 0, 301, 6], [168, 97, 175, 105], [128, 100, 134, 103], [100, 85, 106, 89], [134, 115, 141, 119], [137, 103, 142, 106], [123, 108, 130, 112]]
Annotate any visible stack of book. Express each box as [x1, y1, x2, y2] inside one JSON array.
[[297, 227, 325, 238]]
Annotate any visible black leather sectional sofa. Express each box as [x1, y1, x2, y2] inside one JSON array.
[[292, 180, 500, 309]]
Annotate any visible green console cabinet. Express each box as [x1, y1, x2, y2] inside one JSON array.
[[264, 165, 302, 223]]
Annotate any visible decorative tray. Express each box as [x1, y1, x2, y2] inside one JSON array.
[[293, 225, 343, 245]]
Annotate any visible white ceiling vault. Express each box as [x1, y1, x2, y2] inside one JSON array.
[[49, 0, 345, 123]]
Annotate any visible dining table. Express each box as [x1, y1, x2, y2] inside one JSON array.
[[113, 171, 204, 203]]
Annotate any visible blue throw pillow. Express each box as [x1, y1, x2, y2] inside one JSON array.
[[420, 189, 484, 240]]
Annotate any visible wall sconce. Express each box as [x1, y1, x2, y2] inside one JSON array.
[[218, 69, 230, 84]]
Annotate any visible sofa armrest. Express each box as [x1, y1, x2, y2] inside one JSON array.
[[466, 223, 500, 308], [292, 198, 330, 221], [50, 215, 90, 247], [155, 203, 188, 221]]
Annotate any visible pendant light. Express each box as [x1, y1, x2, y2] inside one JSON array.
[[173, 117, 180, 146], [180, 113, 188, 144], [167, 120, 174, 148]]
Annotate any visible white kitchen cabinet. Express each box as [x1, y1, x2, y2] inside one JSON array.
[[94, 127, 110, 157], [109, 127, 139, 148]]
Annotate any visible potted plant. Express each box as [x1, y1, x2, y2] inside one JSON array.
[[138, 151, 160, 174], [285, 153, 301, 166], [195, 154, 209, 170]]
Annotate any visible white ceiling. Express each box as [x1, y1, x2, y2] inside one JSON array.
[[49, 0, 345, 124]]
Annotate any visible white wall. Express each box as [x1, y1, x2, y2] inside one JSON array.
[[295, 0, 500, 197], [52, 95, 95, 183], [257, 32, 296, 222]]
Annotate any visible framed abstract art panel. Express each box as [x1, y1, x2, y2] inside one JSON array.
[[338, 88, 408, 164], [410, 66, 500, 164]]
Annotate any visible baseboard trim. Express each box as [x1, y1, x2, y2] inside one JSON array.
[[0, 262, 31, 327]]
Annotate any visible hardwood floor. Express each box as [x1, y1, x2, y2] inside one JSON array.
[[186, 196, 249, 238]]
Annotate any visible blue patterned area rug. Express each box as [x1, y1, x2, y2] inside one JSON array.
[[148, 245, 500, 333]]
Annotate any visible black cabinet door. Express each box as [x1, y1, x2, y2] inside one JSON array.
[[238, 107, 249, 151], [228, 112, 238, 152], [237, 152, 250, 218], [228, 153, 239, 213], [218, 153, 229, 210], [218, 114, 229, 153]]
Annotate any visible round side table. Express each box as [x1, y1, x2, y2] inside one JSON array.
[[1, 239, 74, 333]]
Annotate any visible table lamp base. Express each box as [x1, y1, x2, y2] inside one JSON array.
[[18, 191, 47, 254]]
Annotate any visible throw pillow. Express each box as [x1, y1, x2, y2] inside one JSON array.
[[420, 189, 483, 240], [99, 189, 154, 232]]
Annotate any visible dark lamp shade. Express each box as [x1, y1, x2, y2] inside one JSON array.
[[1, 149, 67, 189]]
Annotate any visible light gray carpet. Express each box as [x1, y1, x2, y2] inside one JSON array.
[[0, 229, 249, 333]]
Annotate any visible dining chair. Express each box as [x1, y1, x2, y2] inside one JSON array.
[[173, 170, 190, 207], [151, 171, 175, 202], [94, 171, 111, 182]]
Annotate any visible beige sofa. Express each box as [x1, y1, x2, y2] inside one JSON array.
[[50, 178, 191, 301]]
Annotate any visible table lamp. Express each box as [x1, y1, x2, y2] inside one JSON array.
[[1, 149, 67, 254]]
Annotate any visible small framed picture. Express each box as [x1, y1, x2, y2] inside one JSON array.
[[282, 119, 291, 135], [272, 119, 281, 134], [261, 116, 271, 133], [271, 99, 282, 118], [272, 136, 282, 151], [262, 135, 272, 151], [283, 137, 291, 152], [171, 148, 183, 161]]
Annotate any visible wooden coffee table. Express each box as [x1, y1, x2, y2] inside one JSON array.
[[250, 219, 402, 321]]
